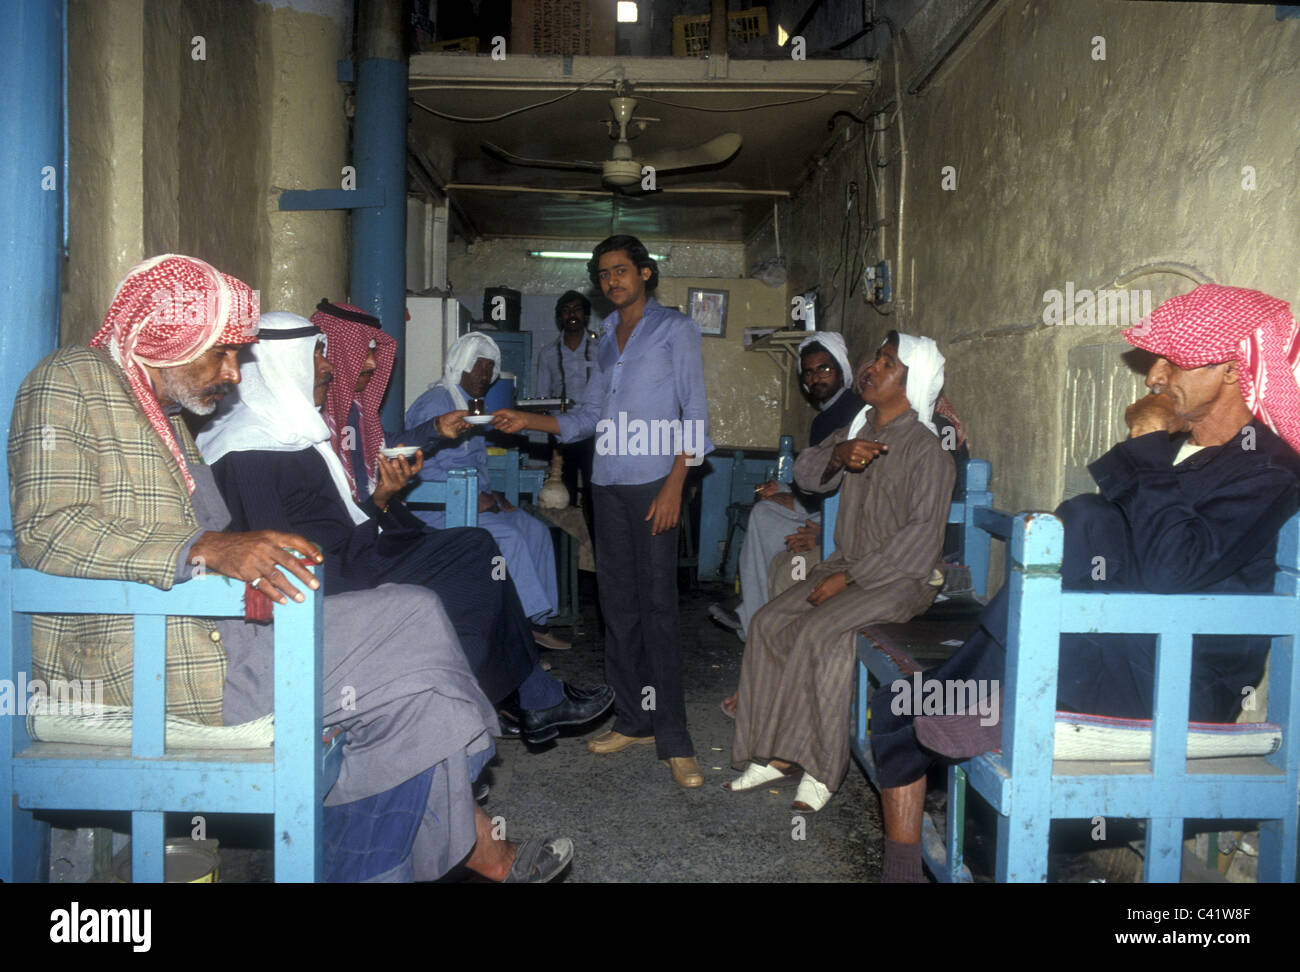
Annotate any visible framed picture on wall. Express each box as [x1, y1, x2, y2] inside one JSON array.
[[688, 288, 729, 338]]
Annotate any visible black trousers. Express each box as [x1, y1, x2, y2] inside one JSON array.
[[870, 493, 1270, 788], [558, 438, 595, 512], [593, 479, 694, 758], [339, 526, 538, 705]]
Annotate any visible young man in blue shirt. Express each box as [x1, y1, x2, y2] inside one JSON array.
[[494, 235, 714, 788]]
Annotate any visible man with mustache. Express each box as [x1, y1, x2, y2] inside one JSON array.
[[493, 235, 714, 788], [871, 285, 1300, 882], [727, 332, 956, 814], [709, 333, 861, 647], [200, 314, 612, 746], [535, 290, 598, 511], [9, 256, 572, 881]]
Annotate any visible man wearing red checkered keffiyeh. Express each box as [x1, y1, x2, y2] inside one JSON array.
[[311, 299, 397, 502], [1124, 284, 1300, 454], [89, 254, 260, 492], [869, 283, 1300, 883]]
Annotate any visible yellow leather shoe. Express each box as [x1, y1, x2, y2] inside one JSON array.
[[587, 730, 655, 754], [663, 756, 704, 788]]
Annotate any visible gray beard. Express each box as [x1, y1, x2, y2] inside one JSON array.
[[154, 369, 228, 416]]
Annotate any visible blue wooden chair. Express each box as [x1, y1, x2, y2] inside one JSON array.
[[403, 466, 479, 524], [697, 448, 785, 581], [845, 482, 1300, 882], [1, 534, 331, 883], [486, 449, 546, 506], [949, 508, 1300, 882]]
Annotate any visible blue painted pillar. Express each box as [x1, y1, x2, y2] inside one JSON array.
[[0, 0, 64, 533], [350, 54, 408, 433]]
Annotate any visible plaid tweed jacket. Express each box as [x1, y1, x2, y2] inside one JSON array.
[[8, 346, 225, 724]]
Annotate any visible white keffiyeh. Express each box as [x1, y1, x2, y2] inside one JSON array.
[[847, 332, 946, 439], [197, 312, 369, 525]]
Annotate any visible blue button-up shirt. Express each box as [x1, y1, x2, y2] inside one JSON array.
[[556, 297, 714, 486]]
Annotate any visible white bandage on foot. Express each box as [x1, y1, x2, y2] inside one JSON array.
[[793, 773, 832, 812], [727, 761, 788, 793]]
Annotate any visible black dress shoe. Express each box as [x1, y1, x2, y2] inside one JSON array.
[[497, 703, 523, 741], [522, 683, 615, 744]]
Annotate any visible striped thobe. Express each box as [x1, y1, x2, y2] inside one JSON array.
[[732, 408, 955, 787]]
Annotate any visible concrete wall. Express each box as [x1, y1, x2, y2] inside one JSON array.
[[654, 276, 785, 449], [449, 236, 784, 446], [62, 0, 350, 345], [447, 236, 747, 297], [746, 0, 1300, 525]]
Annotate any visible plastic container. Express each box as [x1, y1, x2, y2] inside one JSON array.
[[485, 371, 517, 413], [113, 838, 221, 883]]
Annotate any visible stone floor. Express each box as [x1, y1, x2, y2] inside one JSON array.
[[457, 575, 885, 883]]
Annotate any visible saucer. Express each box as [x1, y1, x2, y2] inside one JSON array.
[[464, 415, 494, 426]]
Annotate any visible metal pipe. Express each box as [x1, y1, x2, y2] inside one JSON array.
[[0, 0, 64, 533], [351, 0, 410, 431]]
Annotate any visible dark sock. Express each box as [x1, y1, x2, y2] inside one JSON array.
[[882, 838, 924, 883], [914, 699, 1003, 759], [518, 664, 565, 710]]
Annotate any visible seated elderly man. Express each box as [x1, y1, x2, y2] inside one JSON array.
[[728, 331, 956, 813], [709, 333, 861, 644], [872, 285, 1300, 882], [197, 311, 612, 744], [715, 335, 970, 720], [403, 332, 565, 646], [7, 255, 571, 882]]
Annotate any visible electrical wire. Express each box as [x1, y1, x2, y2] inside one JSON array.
[[410, 65, 621, 123]]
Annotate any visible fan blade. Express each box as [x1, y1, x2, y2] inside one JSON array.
[[640, 133, 742, 174], [480, 141, 603, 173]]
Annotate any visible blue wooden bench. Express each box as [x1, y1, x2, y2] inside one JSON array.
[[840, 482, 1300, 882], [1, 535, 332, 883], [820, 458, 992, 599]]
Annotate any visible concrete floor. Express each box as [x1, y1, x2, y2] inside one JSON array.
[[466, 576, 886, 883]]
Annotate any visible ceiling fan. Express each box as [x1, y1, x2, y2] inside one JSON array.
[[481, 89, 742, 193]]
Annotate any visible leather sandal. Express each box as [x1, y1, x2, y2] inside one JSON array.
[[503, 837, 574, 883]]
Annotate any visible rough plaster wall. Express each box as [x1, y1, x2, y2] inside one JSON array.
[[752, 0, 1300, 528], [745, 181, 877, 450], [446, 237, 746, 298], [172, 0, 271, 288], [266, 2, 350, 314], [653, 277, 785, 449], [63, 0, 147, 343], [61, 0, 349, 344]]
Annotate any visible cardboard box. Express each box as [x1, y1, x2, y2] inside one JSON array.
[[511, 0, 616, 56]]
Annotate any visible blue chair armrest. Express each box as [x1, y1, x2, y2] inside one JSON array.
[[405, 467, 478, 526]]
